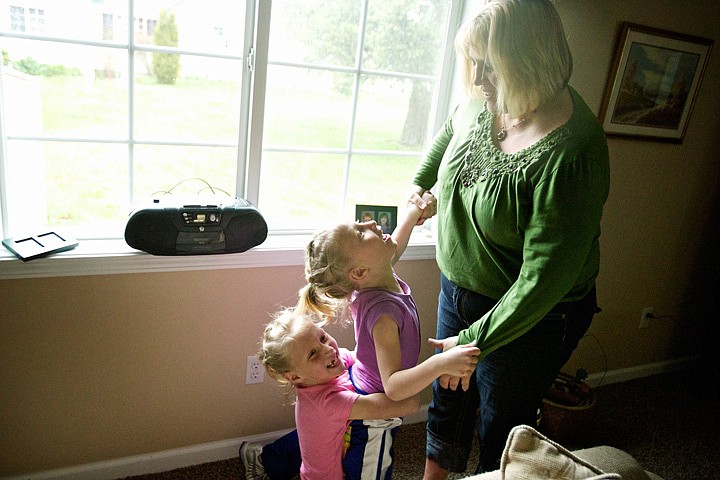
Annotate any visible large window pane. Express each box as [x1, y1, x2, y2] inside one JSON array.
[[364, 0, 449, 76], [354, 76, 436, 151], [269, 0, 359, 67], [134, 56, 242, 143], [1, 0, 455, 243], [345, 154, 420, 213], [133, 145, 237, 200], [259, 0, 452, 234], [263, 66, 353, 149], [6, 141, 130, 237], [0, 0, 248, 242], [257, 152, 346, 230], [2, 41, 128, 138], [128, 0, 244, 55]]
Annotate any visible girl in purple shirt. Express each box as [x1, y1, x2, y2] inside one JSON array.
[[260, 309, 419, 480], [299, 197, 480, 402]]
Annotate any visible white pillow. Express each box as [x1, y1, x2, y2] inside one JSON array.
[[500, 425, 621, 480]]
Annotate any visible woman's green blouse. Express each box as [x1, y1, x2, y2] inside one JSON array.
[[413, 86, 610, 358]]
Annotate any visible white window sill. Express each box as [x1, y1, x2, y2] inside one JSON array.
[[0, 233, 437, 280]]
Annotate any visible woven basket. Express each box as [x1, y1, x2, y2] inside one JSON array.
[[539, 373, 596, 442]]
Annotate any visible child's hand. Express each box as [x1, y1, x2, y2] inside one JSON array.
[[429, 339, 480, 391], [439, 370, 477, 391], [436, 342, 480, 379]]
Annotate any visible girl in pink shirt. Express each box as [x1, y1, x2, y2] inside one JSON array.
[[261, 308, 419, 480]]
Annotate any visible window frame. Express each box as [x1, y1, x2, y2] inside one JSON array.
[[0, 0, 463, 279]]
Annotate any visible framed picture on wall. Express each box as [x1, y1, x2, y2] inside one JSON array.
[[355, 205, 398, 234], [598, 22, 713, 143]]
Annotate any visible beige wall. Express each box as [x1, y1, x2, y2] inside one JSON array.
[[0, 262, 441, 474], [1, 0, 720, 475]]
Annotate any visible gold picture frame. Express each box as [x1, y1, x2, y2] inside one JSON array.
[[598, 22, 713, 143]]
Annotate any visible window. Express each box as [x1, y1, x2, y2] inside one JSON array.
[[9, 5, 25, 32], [27, 7, 44, 33], [146, 19, 156, 38], [102, 13, 113, 41], [0, 0, 457, 250], [257, 0, 456, 232]]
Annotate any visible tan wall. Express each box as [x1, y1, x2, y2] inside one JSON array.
[[556, 0, 720, 375], [0, 262, 441, 474], [2, 0, 720, 475]]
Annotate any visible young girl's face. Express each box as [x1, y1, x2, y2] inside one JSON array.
[[340, 220, 396, 270], [286, 322, 346, 387]]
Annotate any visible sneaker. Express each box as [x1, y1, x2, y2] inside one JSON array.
[[239, 441, 269, 480]]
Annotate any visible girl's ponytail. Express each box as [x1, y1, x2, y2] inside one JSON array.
[[297, 283, 337, 324], [301, 225, 357, 325]]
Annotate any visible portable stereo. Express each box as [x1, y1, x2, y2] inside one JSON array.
[[124, 196, 268, 255]]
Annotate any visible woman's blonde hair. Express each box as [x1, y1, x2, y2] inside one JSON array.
[[455, 0, 573, 117], [260, 307, 317, 397], [297, 225, 356, 325]]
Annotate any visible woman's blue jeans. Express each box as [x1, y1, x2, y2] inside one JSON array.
[[426, 273, 597, 473]]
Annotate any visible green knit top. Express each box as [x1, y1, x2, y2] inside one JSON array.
[[413, 86, 609, 358]]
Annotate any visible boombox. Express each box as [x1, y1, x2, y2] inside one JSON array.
[[124, 196, 268, 255]]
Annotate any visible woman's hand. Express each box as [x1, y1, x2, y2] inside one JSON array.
[[408, 186, 437, 225]]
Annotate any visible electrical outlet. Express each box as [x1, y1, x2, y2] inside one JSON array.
[[639, 307, 653, 329], [245, 355, 264, 384]]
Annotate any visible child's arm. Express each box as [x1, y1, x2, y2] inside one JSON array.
[[392, 191, 435, 263], [390, 202, 425, 265], [373, 315, 480, 401], [348, 392, 420, 420]]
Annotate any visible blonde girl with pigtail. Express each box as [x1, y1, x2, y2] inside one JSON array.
[[253, 307, 419, 480], [298, 197, 481, 403]]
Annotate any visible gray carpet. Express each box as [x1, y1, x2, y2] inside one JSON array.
[[125, 369, 719, 479]]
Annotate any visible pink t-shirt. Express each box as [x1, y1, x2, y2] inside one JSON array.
[[350, 274, 421, 394], [295, 348, 360, 480]]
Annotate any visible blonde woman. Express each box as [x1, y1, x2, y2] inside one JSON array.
[[408, 0, 610, 476]]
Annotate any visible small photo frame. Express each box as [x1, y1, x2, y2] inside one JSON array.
[[355, 204, 398, 234], [2, 230, 79, 261], [599, 22, 713, 143]]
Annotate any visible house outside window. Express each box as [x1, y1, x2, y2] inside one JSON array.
[[0, 0, 460, 249], [9, 5, 24, 32]]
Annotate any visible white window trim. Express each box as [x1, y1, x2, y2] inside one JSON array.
[[0, 236, 436, 280]]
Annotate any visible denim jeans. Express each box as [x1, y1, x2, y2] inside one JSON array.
[[426, 273, 597, 473], [261, 429, 301, 480]]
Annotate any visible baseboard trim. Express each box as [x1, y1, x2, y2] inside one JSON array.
[[2, 355, 698, 480], [0, 430, 292, 480], [584, 354, 699, 388]]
